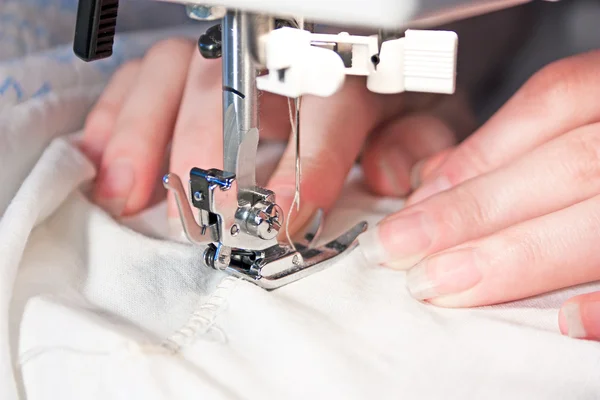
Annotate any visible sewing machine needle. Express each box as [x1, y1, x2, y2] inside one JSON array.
[[294, 96, 301, 211], [285, 96, 302, 249]]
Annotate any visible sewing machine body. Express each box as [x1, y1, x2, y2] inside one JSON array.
[[73, 0, 535, 289], [160, 0, 532, 28]]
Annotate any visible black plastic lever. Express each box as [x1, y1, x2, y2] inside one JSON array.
[[73, 0, 119, 61]]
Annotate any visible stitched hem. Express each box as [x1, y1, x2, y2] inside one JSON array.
[[162, 276, 240, 352]]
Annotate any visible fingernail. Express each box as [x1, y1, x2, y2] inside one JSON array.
[[410, 159, 426, 190], [562, 303, 587, 339], [357, 227, 392, 265], [407, 175, 452, 205], [406, 248, 482, 300], [380, 148, 410, 196], [95, 160, 134, 217], [358, 211, 432, 270]]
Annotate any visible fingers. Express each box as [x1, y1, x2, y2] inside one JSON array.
[[559, 292, 600, 341], [167, 51, 223, 222], [361, 122, 600, 270], [408, 50, 600, 204], [258, 91, 292, 141], [361, 87, 475, 197], [410, 148, 453, 190], [166, 52, 290, 221], [93, 38, 195, 217], [406, 193, 600, 307], [360, 114, 456, 197], [80, 60, 142, 166], [267, 77, 405, 235]]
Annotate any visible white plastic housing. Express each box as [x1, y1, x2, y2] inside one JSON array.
[[158, 0, 534, 29], [257, 28, 458, 98], [403, 29, 458, 94], [256, 28, 347, 98]]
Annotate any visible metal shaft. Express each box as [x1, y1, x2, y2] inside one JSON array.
[[222, 10, 258, 175]]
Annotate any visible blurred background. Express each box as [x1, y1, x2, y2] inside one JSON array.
[[1, 0, 599, 122]]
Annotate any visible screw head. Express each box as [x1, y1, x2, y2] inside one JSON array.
[[186, 4, 226, 21], [257, 204, 282, 240], [193, 191, 203, 202]]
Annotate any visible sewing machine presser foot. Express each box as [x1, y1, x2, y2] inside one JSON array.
[[163, 172, 367, 290]]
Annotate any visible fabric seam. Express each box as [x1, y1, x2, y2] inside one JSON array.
[[161, 276, 240, 352]]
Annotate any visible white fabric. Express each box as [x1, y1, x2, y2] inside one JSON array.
[[2, 2, 600, 400]]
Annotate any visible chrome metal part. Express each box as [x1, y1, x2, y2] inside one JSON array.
[[226, 221, 368, 290], [293, 97, 301, 211], [229, 105, 257, 193], [165, 169, 278, 252], [164, 170, 367, 289], [186, 4, 226, 21], [203, 220, 367, 290], [222, 10, 258, 174], [162, 174, 218, 245], [247, 14, 273, 67], [213, 244, 232, 270], [243, 200, 283, 240], [163, 8, 368, 290]]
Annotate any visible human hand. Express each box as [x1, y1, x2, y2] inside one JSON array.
[[79, 38, 474, 237], [358, 50, 600, 341]]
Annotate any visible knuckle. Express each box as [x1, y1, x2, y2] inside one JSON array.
[[116, 119, 153, 145], [315, 150, 347, 182], [105, 124, 152, 160], [438, 185, 489, 239], [492, 228, 546, 268], [84, 104, 117, 135], [563, 125, 600, 184], [176, 118, 220, 142], [453, 140, 493, 180], [114, 59, 141, 77], [519, 58, 576, 112], [145, 38, 194, 60]]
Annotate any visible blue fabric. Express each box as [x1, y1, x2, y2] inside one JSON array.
[[0, 0, 193, 105]]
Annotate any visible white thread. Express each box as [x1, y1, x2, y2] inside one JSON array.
[[284, 16, 305, 249], [285, 98, 302, 250], [18, 346, 113, 366], [162, 276, 240, 352], [17, 342, 172, 368]]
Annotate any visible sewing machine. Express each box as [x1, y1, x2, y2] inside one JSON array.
[[72, 0, 532, 289]]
